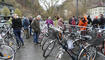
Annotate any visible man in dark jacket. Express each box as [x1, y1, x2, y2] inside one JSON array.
[[87, 15, 92, 24], [31, 15, 41, 44], [99, 14, 105, 29], [12, 14, 24, 47], [92, 16, 99, 28]]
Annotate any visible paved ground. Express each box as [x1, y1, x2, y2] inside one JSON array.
[[15, 36, 44, 60], [15, 36, 105, 60]]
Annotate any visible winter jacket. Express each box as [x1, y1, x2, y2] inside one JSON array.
[[58, 19, 64, 29], [46, 19, 53, 25], [12, 18, 22, 30], [78, 20, 88, 31], [69, 18, 72, 24], [22, 18, 30, 30], [54, 20, 58, 26], [69, 18, 77, 25], [87, 16, 92, 24], [99, 17, 105, 25], [92, 18, 99, 25], [71, 19, 76, 25], [92, 18, 99, 28], [46, 19, 53, 28], [29, 18, 33, 25], [31, 19, 40, 33]]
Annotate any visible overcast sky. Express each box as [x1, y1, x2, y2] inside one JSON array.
[[39, 0, 65, 10]]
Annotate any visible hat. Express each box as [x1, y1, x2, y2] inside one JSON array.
[[95, 16, 98, 19]]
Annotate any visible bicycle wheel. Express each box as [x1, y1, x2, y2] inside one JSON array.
[[78, 45, 96, 60], [40, 36, 48, 46], [38, 33, 44, 43], [0, 45, 15, 60], [55, 48, 64, 60], [9, 36, 18, 53], [43, 40, 56, 58], [42, 39, 54, 51], [4, 33, 18, 51], [71, 40, 82, 55]]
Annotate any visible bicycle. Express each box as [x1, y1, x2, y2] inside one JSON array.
[[0, 29, 15, 60], [55, 25, 97, 60]]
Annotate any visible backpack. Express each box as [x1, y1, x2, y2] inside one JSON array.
[[71, 19, 76, 25], [24, 19, 29, 26]]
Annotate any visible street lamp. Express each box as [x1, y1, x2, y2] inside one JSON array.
[[76, 0, 79, 20]]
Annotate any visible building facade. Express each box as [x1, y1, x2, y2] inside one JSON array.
[[87, 2, 105, 20], [88, 6, 105, 19]]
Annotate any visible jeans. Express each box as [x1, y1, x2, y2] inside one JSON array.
[[30, 27, 32, 35], [24, 29, 29, 39], [100, 25, 104, 29], [33, 32, 39, 43], [13, 29, 24, 46]]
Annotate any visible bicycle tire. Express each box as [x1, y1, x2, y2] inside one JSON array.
[[42, 39, 51, 51], [6, 36, 17, 53], [71, 40, 81, 56], [0, 45, 15, 60], [55, 48, 64, 60], [40, 36, 48, 46], [38, 33, 44, 43], [43, 40, 56, 58], [42, 39, 53, 51], [78, 44, 96, 60], [41, 37, 49, 50]]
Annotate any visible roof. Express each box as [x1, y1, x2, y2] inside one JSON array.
[[0, 2, 13, 7]]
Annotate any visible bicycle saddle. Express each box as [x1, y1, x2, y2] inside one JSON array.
[[81, 35, 92, 40]]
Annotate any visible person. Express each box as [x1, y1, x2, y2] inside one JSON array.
[[69, 17, 72, 25], [46, 17, 54, 28], [78, 16, 88, 35], [58, 18, 64, 29], [54, 16, 60, 26], [92, 16, 99, 28], [78, 16, 88, 31], [22, 17, 30, 39], [99, 14, 105, 29], [31, 15, 41, 44], [69, 16, 76, 25], [87, 15, 92, 24], [11, 14, 24, 47], [29, 16, 33, 35]]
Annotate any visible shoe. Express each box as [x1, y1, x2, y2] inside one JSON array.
[[17, 46, 20, 49], [34, 43, 38, 45], [37, 42, 41, 44], [22, 45, 25, 48], [22, 43, 24, 46], [26, 37, 29, 39], [33, 42, 38, 45]]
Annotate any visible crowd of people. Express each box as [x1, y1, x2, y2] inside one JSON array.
[[69, 14, 105, 30], [7, 13, 105, 48]]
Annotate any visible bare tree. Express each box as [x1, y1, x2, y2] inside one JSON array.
[[39, 0, 59, 16]]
